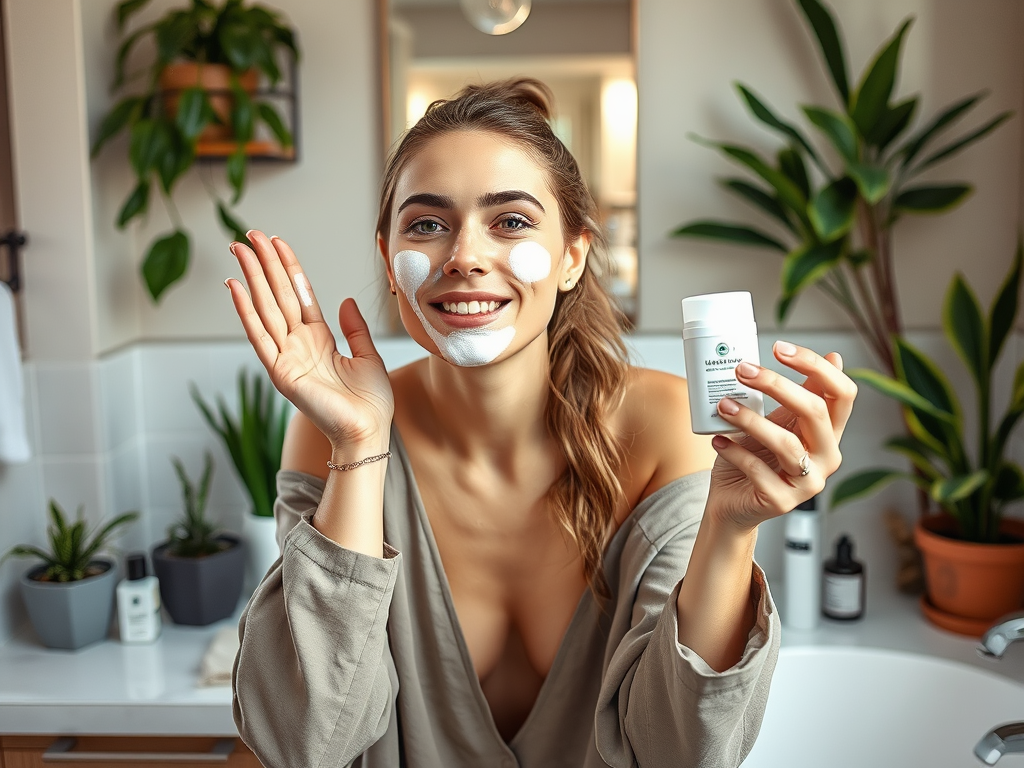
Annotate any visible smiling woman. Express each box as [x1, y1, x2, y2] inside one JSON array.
[[225, 78, 858, 768]]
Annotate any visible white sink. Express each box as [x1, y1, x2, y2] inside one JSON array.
[[742, 646, 1024, 768]]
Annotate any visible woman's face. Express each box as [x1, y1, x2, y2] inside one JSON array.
[[380, 130, 587, 367]]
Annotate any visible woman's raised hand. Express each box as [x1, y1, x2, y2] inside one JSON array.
[[705, 341, 857, 532], [226, 230, 394, 452]]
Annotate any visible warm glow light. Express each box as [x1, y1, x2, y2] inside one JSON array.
[[600, 78, 637, 206], [406, 91, 430, 129], [602, 79, 637, 143]]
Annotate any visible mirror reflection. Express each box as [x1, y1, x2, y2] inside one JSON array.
[[384, 0, 638, 322]]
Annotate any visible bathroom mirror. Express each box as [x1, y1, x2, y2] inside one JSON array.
[[379, 0, 638, 324]]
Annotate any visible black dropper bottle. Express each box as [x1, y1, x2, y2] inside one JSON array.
[[822, 534, 865, 620]]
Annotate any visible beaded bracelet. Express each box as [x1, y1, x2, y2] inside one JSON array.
[[327, 451, 392, 472]]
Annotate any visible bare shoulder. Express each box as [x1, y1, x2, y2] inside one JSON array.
[[616, 366, 717, 503]]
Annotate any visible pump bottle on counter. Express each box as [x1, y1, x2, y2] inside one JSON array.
[[822, 535, 865, 620], [117, 552, 162, 643], [783, 495, 821, 629]]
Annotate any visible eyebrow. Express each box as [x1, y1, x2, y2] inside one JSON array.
[[396, 189, 545, 214]]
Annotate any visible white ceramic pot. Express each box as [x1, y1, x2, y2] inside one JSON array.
[[242, 513, 280, 591]]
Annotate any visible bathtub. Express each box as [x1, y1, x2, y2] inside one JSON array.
[[742, 646, 1024, 768]]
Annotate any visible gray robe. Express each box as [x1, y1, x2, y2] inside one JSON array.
[[232, 429, 781, 767]]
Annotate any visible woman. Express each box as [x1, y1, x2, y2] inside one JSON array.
[[229, 79, 856, 768]]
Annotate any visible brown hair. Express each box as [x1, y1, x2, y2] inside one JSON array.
[[376, 78, 630, 596]]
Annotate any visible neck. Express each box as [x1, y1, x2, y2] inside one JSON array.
[[421, 331, 552, 459]]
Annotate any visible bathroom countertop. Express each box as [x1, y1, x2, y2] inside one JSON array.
[[2, 586, 1023, 737]]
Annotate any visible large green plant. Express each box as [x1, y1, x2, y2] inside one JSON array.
[[673, 0, 1010, 376], [191, 370, 289, 518], [1, 501, 138, 582], [91, 0, 299, 302], [166, 452, 226, 557], [833, 245, 1024, 543]]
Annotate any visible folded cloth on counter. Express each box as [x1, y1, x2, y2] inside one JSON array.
[[197, 627, 240, 687], [0, 282, 29, 463]]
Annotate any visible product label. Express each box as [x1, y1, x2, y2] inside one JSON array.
[[823, 574, 862, 617], [682, 333, 763, 433]]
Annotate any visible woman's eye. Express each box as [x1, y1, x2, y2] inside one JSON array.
[[496, 215, 535, 232], [406, 220, 444, 235]]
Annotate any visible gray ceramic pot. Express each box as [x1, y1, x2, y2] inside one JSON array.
[[152, 534, 245, 626], [20, 558, 117, 650]]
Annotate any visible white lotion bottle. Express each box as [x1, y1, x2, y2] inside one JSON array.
[[681, 291, 764, 434], [783, 495, 821, 630], [117, 552, 161, 643]]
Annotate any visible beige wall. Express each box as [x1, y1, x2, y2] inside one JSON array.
[[638, 0, 1024, 333]]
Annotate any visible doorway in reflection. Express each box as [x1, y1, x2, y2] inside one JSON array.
[[383, 0, 638, 324]]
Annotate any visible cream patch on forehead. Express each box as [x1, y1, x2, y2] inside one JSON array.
[[392, 249, 515, 367], [508, 241, 552, 284]]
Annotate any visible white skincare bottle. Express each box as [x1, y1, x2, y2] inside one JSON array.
[[117, 552, 161, 643], [783, 495, 821, 630], [681, 291, 764, 434]]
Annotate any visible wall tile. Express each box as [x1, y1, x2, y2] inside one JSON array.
[[138, 345, 213, 434], [34, 362, 99, 455], [40, 457, 104, 525], [99, 346, 138, 452]]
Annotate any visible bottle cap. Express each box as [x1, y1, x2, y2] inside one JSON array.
[[836, 535, 854, 566], [126, 553, 147, 581], [681, 291, 757, 339]]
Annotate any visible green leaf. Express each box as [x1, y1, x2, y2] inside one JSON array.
[[155, 10, 196, 64], [849, 366, 955, 423], [846, 248, 873, 268], [694, 137, 807, 214], [113, 24, 155, 90], [993, 464, 1024, 503], [217, 202, 249, 244], [227, 146, 247, 205], [795, 0, 850, 103], [992, 359, 1024, 462], [898, 93, 984, 167], [869, 96, 918, 151], [846, 162, 891, 205], [808, 177, 856, 242], [128, 119, 161, 177], [884, 435, 943, 480], [116, 181, 149, 229], [989, 239, 1023, 370], [671, 221, 788, 252], [256, 103, 292, 148], [175, 87, 214, 143], [91, 96, 145, 158], [893, 337, 960, 420], [830, 469, 906, 507], [735, 84, 820, 164], [720, 178, 797, 235], [802, 105, 857, 163], [777, 239, 844, 322], [851, 19, 912, 138], [893, 184, 972, 214], [904, 407, 954, 465], [777, 147, 810, 201], [932, 471, 988, 504], [230, 80, 254, 144], [116, 0, 151, 29], [141, 229, 189, 302], [943, 273, 987, 388], [220, 22, 260, 71], [914, 112, 1012, 172], [156, 126, 192, 195]]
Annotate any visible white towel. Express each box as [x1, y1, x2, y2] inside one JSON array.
[[197, 626, 240, 687], [0, 282, 29, 463]]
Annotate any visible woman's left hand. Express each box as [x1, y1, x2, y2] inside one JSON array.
[[706, 340, 857, 532]]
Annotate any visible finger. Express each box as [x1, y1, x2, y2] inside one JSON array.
[[230, 240, 289, 348], [339, 298, 385, 363], [712, 435, 824, 516], [225, 277, 279, 373], [269, 235, 326, 326], [716, 396, 811, 478], [773, 342, 857, 439], [246, 229, 302, 330], [733, 359, 838, 466]]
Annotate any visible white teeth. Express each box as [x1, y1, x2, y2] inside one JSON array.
[[441, 301, 500, 315]]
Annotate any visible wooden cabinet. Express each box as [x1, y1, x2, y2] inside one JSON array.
[[0, 736, 262, 768]]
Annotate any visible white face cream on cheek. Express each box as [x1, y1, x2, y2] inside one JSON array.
[[508, 241, 552, 283], [393, 249, 516, 367]]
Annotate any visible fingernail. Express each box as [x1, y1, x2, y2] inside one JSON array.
[[736, 362, 759, 378], [834, 352, 844, 371], [712, 435, 730, 450], [223, 278, 232, 289], [775, 340, 797, 356], [718, 397, 740, 415], [269, 235, 278, 241]]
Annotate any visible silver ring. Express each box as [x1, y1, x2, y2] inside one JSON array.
[[798, 451, 812, 477]]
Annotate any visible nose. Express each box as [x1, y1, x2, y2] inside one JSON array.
[[443, 225, 497, 278]]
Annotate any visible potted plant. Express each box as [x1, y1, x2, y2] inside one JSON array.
[[0, 501, 138, 650], [832, 244, 1024, 635], [90, 0, 300, 302], [191, 369, 289, 590], [151, 452, 245, 625]]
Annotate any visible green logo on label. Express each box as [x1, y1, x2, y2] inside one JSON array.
[[716, 343, 730, 356]]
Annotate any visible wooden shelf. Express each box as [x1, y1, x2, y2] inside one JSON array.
[[195, 140, 296, 161]]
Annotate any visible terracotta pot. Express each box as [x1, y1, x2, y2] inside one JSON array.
[[914, 514, 1024, 623], [159, 62, 258, 142]]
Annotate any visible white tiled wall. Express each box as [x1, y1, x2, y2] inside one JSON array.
[[2, 330, 1023, 643]]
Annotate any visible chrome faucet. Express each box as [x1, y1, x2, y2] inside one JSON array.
[[978, 611, 1024, 659], [976, 723, 1024, 764]]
